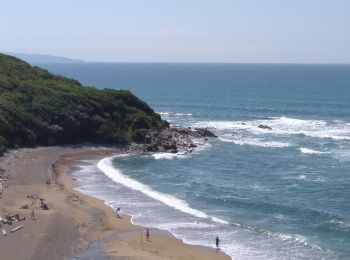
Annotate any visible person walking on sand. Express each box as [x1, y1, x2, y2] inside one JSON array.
[[115, 207, 121, 218], [215, 235, 220, 251], [31, 209, 35, 220], [146, 228, 150, 242]]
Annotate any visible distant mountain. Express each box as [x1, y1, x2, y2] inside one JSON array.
[[6, 52, 85, 64]]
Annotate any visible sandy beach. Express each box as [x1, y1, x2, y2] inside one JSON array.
[[0, 146, 231, 260]]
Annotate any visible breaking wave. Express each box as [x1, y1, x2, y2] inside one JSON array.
[[151, 152, 188, 160], [193, 116, 350, 141], [219, 136, 291, 148], [97, 157, 229, 224], [158, 112, 193, 117], [299, 148, 328, 155]]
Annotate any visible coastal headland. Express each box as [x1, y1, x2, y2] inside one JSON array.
[[0, 53, 229, 259]]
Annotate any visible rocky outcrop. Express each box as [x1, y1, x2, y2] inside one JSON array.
[[131, 126, 217, 153], [258, 124, 272, 130], [194, 128, 218, 138]]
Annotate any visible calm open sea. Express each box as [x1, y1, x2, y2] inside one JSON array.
[[39, 63, 350, 259]]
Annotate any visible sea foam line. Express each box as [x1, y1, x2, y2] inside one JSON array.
[[75, 161, 329, 259], [193, 116, 350, 141], [151, 152, 188, 160], [299, 148, 328, 155], [219, 137, 291, 148], [97, 157, 229, 224], [158, 112, 193, 117]]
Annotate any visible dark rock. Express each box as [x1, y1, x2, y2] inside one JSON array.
[[194, 128, 218, 138], [163, 142, 177, 150], [172, 126, 191, 135], [258, 125, 272, 130], [159, 130, 172, 139], [131, 125, 217, 154], [144, 135, 152, 144]]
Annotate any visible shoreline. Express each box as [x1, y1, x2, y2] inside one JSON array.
[[0, 146, 231, 260]]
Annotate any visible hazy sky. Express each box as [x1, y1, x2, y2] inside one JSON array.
[[1, 0, 349, 63]]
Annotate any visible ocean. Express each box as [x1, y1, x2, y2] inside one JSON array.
[[39, 63, 350, 259]]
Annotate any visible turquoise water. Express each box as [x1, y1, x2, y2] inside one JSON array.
[[41, 63, 350, 259]]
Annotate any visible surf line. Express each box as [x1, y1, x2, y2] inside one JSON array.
[[97, 157, 229, 224]]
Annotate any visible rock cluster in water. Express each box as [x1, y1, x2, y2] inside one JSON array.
[[258, 124, 272, 130], [131, 126, 217, 153]]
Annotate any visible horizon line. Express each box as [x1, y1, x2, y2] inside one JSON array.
[[38, 61, 350, 65], [4, 51, 350, 65]]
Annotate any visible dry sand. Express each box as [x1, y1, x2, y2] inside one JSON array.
[[0, 146, 231, 260]]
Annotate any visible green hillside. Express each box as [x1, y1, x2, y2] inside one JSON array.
[[0, 53, 168, 154]]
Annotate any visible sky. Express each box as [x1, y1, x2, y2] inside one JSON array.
[[0, 0, 349, 63]]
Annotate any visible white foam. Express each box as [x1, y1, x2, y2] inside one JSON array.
[[273, 214, 289, 220], [283, 174, 327, 183], [151, 152, 188, 160], [299, 148, 327, 155], [194, 116, 350, 141], [97, 157, 228, 224], [329, 219, 350, 232], [263, 231, 323, 251], [73, 160, 333, 260], [332, 149, 350, 162], [158, 112, 193, 117], [283, 175, 306, 181], [156, 221, 215, 230], [269, 117, 350, 140], [211, 216, 230, 224], [220, 137, 291, 148]]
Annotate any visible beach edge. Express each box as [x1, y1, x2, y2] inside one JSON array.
[[0, 146, 231, 260]]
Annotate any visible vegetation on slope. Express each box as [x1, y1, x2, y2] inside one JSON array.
[[0, 53, 168, 154]]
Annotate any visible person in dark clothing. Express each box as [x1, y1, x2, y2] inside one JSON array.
[[146, 228, 150, 241], [215, 235, 220, 251], [115, 207, 121, 218]]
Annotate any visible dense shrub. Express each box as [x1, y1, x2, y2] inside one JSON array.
[[0, 53, 168, 154]]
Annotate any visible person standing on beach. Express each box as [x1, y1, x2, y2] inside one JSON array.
[[215, 235, 220, 251], [115, 207, 121, 218], [146, 228, 150, 241], [31, 209, 35, 220]]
